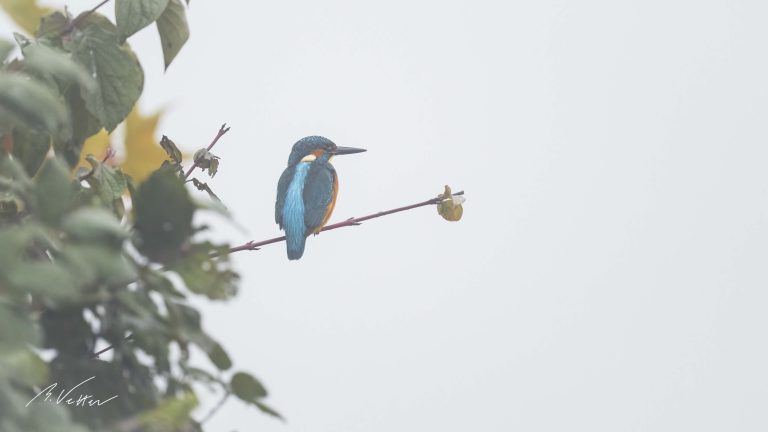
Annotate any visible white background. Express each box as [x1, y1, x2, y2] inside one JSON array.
[[4, 1, 768, 430]]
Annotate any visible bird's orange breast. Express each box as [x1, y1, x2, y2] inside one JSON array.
[[314, 172, 338, 234]]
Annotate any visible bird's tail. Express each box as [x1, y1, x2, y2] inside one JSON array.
[[286, 232, 307, 260]]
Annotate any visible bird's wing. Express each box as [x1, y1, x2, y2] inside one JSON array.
[[275, 165, 296, 228], [303, 163, 335, 235]]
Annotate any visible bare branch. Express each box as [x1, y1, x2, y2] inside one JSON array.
[[219, 190, 465, 257], [199, 391, 230, 425]]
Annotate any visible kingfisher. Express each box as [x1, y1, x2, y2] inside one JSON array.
[[275, 136, 366, 260]]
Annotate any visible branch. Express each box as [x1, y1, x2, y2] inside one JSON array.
[[92, 334, 133, 359], [183, 124, 230, 180], [199, 391, 230, 425], [219, 190, 465, 256]]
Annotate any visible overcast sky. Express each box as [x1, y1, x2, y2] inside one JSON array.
[[6, 0, 768, 430]]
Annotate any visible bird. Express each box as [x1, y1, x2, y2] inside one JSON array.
[[275, 136, 366, 260]]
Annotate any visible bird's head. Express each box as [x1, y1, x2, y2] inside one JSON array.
[[287, 136, 366, 166]]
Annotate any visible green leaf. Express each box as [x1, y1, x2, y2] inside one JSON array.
[[187, 331, 232, 370], [61, 207, 128, 247], [82, 154, 128, 209], [230, 372, 267, 402], [115, 0, 170, 39], [0, 348, 48, 386], [12, 126, 50, 177], [35, 11, 69, 41], [206, 340, 232, 370], [68, 13, 144, 132], [0, 72, 68, 133], [156, 0, 189, 70], [6, 262, 81, 305], [166, 300, 201, 332], [172, 242, 238, 300], [0, 302, 42, 350], [23, 43, 96, 91], [254, 400, 284, 421], [133, 167, 195, 262], [160, 135, 182, 164], [59, 243, 136, 286], [34, 158, 75, 225], [56, 85, 101, 167]]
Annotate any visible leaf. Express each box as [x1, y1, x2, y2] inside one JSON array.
[[133, 167, 195, 262], [192, 148, 219, 178], [436, 185, 465, 222], [35, 11, 69, 41], [61, 207, 128, 247], [206, 340, 232, 370], [56, 85, 102, 168], [67, 12, 144, 132], [115, 0, 170, 39], [34, 157, 75, 225], [23, 42, 96, 91], [59, 244, 136, 286], [156, 0, 189, 69], [6, 262, 80, 305], [191, 178, 222, 202], [254, 400, 284, 421], [0, 348, 48, 386], [0, 0, 52, 34], [12, 126, 50, 177], [230, 372, 267, 402], [160, 135, 182, 164], [171, 242, 238, 300], [0, 302, 42, 350], [0, 72, 68, 133], [81, 154, 127, 208]]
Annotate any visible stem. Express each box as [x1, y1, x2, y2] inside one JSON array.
[[200, 391, 230, 424], [183, 124, 230, 180], [220, 190, 465, 256], [92, 334, 133, 359]]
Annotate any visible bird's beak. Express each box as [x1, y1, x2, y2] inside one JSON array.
[[332, 146, 367, 155]]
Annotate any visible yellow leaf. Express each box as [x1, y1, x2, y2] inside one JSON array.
[[76, 128, 111, 171], [0, 0, 51, 34], [437, 185, 465, 222], [121, 106, 177, 182]]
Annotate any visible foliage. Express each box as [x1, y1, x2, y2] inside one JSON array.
[[0, 1, 277, 430]]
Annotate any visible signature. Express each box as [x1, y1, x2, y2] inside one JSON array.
[[26, 376, 118, 408]]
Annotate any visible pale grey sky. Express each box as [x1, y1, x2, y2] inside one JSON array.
[[6, 0, 768, 430]]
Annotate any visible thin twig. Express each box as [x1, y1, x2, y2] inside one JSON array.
[[92, 334, 133, 359], [219, 190, 465, 256], [183, 124, 230, 180], [199, 391, 230, 424]]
